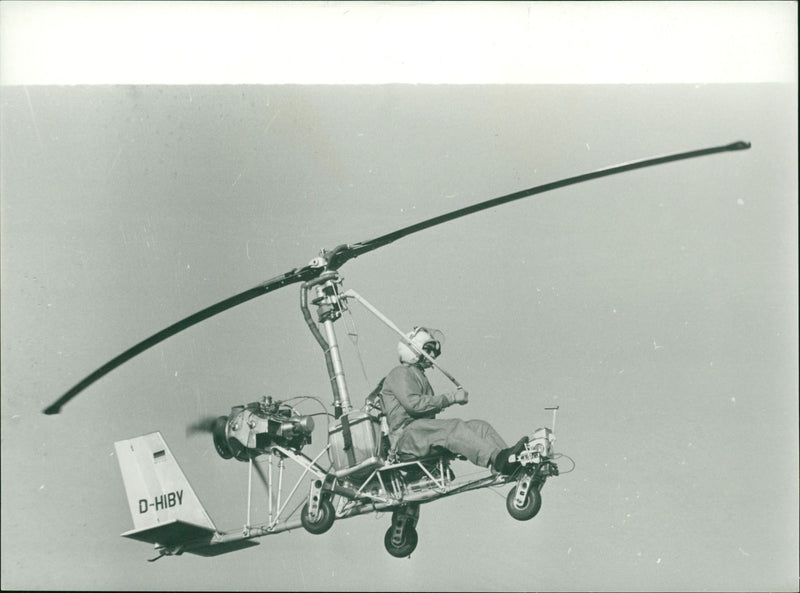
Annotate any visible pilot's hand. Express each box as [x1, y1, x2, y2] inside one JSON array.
[[453, 388, 469, 405], [442, 388, 469, 408]]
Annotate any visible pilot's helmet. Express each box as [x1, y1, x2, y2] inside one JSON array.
[[397, 326, 444, 365]]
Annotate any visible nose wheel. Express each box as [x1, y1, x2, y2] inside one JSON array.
[[506, 472, 542, 521]]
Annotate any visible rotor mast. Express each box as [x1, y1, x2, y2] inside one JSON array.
[[300, 266, 353, 417], [300, 249, 468, 418]]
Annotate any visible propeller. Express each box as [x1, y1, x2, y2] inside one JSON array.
[[43, 140, 750, 415], [185, 415, 274, 491], [186, 415, 220, 437], [251, 457, 271, 492]]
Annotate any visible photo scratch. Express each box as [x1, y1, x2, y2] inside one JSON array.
[[110, 146, 124, 173], [23, 86, 43, 148], [263, 109, 281, 135]]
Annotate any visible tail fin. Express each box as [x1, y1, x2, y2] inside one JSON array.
[[114, 432, 222, 552], [115, 432, 259, 557]]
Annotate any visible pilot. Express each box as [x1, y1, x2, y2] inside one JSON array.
[[379, 326, 528, 475]]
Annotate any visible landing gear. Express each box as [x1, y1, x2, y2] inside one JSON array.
[[301, 479, 336, 534], [301, 497, 335, 534], [384, 504, 420, 557], [506, 474, 542, 521], [384, 524, 418, 558]]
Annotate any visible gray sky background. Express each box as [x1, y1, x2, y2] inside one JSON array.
[[1, 3, 797, 592]]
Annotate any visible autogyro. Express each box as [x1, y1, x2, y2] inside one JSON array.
[[44, 141, 750, 560]]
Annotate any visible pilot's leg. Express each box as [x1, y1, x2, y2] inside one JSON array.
[[397, 418, 500, 468], [462, 421, 528, 475], [463, 419, 507, 451]]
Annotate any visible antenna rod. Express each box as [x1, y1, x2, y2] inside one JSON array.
[[545, 406, 559, 433]]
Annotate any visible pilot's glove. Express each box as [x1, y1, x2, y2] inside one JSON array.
[[444, 388, 469, 407]]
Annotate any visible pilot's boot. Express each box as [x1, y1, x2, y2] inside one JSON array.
[[492, 436, 529, 475]]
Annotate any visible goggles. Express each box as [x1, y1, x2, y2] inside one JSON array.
[[422, 340, 441, 359]]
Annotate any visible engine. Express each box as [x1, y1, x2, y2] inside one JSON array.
[[212, 396, 315, 461], [528, 427, 555, 458]]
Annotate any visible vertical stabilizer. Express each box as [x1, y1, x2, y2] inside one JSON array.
[[115, 432, 216, 540]]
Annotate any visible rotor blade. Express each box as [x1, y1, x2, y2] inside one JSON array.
[[329, 140, 751, 268], [46, 140, 750, 415], [43, 266, 318, 414]]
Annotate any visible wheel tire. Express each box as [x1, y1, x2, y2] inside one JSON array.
[[506, 483, 542, 521], [384, 525, 419, 558], [301, 497, 335, 535]]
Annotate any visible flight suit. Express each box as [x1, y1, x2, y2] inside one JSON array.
[[380, 364, 508, 467]]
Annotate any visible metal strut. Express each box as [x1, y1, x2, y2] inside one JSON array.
[[342, 288, 463, 390], [300, 272, 352, 416]]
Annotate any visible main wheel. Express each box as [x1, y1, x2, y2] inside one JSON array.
[[301, 497, 335, 534], [384, 525, 419, 558], [506, 483, 542, 521]]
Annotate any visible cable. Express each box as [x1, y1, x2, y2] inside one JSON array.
[[344, 306, 371, 385], [282, 395, 330, 418], [552, 452, 576, 474]]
